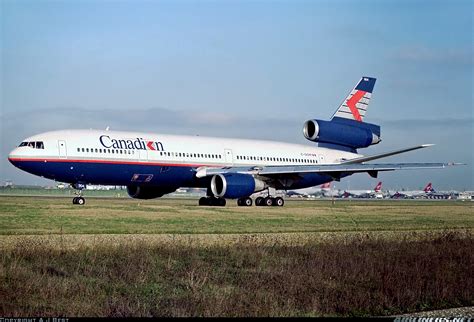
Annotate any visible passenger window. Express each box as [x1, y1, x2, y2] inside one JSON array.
[[86, 148, 89, 152]]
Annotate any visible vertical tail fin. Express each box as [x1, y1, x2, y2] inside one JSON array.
[[332, 77, 376, 122], [424, 183, 434, 193], [320, 182, 331, 190], [374, 181, 382, 192]]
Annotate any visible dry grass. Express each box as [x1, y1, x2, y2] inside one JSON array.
[[1, 231, 473, 317]]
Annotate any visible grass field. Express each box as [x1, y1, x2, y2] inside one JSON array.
[[0, 196, 472, 235], [1, 196, 473, 317]]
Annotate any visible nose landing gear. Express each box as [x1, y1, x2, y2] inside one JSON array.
[[72, 196, 85, 205], [71, 183, 86, 205]]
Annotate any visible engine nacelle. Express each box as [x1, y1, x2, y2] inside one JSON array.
[[211, 173, 266, 199], [127, 185, 176, 199], [303, 118, 381, 149]]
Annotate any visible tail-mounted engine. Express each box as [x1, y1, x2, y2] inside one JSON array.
[[303, 117, 381, 150]]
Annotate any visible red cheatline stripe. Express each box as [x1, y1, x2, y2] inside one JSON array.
[[8, 157, 222, 168], [345, 90, 366, 122]]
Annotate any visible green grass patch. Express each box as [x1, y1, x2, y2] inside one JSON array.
[[0, 196, 472, 235]]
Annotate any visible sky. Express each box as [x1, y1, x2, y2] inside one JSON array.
[[1, 0, 472, 190]]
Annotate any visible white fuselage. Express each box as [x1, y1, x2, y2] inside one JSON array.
[[9, 129, 360, 168], [8, 129, 362, 192]]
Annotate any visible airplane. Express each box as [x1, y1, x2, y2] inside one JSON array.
[[390, 182, 435, 199], [8, 76, 459, 207], [341, 181, 384, 199], [291, 182, 341, 198]]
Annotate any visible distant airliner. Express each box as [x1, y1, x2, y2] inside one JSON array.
[[390, 182, 435, 199], [342, 181, 384, 199], [8, 77, 457, 206]]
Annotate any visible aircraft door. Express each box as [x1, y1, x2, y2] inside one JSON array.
[[58, 140, 67, 159], [224, 149, 233, 166]]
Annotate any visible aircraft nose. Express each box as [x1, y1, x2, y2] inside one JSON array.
[[8, 148, 20, 166]]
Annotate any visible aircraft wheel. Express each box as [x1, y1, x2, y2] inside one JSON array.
[[199, 197, 208, 206], [72, 197, 78, 204], [76, 197, 85, 205], [255, 197, 263, 206], [219, 198, 226, 207], [208, 197, 217, 206], [264, 197, 274, 207], [237, 198, 243, 206], [244, 197, 252, 207], [275, 197, 284, 207]]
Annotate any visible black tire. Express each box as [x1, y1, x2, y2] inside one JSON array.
[[264, 197, 274, 206], [219, 198, 226, 207], [256, 197, 263, 206], [72, 197, 77, 204], [77, 197, 85, 205], [237, 198, 243, 206], [275, 197, 284, 207], [199, 197, 208, 206], [208, 197, 216, 206], [244, 197, 253, 206]]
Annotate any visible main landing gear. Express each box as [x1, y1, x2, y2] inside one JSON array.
[[198, 196, 285, 207], [237, 197, 253, 207], [255, 196, 284, 207], [199, 196, 226, 206]]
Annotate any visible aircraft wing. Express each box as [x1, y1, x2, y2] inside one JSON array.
[[339, 144, 434, 164], [196, 162, 457, 179]]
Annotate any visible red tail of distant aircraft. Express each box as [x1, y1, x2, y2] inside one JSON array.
[[374, 181, 382, 192], [423, 182, 434, 193], [320, 182, 331, 189]]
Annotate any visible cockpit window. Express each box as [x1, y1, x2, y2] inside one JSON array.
[[19, 141, 44, 149]]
